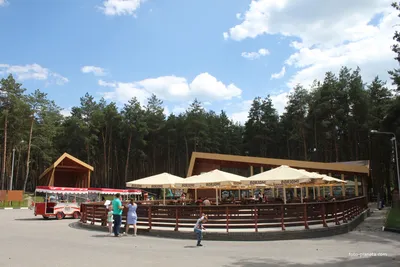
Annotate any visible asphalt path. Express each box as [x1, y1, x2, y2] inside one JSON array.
[[1, 209, 399, 267]]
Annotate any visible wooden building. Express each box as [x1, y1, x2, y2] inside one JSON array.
[[38, 153, 94, 188], [186, 152, 370, 199]]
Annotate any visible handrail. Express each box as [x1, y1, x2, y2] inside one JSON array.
[[80, 196, 367, 232]]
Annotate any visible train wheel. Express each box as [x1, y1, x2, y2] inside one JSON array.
[[56, 212, 64, 220], [73, 211, 80, 219]]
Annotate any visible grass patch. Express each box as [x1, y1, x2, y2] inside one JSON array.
[[0, 194, 44, 208], [386, 206, 400, 229]]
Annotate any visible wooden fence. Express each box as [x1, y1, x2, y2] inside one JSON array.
[[80, 196, 367, 232]]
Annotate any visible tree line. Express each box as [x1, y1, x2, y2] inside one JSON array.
[[0, 3, 399, 193]]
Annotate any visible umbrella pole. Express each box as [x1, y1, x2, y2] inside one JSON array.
[[215, 188, 219, 206], [163, 188, 166, 205], [238, 189, 241, 200], [283, 186, 287, 204], [300, 187, 303, 203]]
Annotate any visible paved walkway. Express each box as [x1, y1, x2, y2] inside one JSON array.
[[355, 204, 388, 232], [1, 209, 399, 267]]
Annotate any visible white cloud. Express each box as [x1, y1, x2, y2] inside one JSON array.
[[270, 92, 288, 115], [223, 32, 229, 40], [241, 48, 270, 60], [230, 100, 252, 124], [81, 66, 106, 76], [0, 63, 68, 85], [236, 13, 242, 20], [60, 108, 72, 117], [0, 0, 7, 6], [99, 0, 145, 16], [225, 0, 397, 90], [271, 66, 286, 79], [99, 81, 150, 105], [98, 72, 242, 104]]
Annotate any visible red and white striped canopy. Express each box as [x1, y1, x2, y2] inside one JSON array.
[[35, 186, 88, 194]]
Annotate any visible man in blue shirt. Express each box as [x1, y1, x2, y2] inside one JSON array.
[[112, 193, 124, 237]]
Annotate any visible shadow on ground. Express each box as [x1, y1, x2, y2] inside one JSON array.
[[227, 256, 400, 267], [14, 218, 52, 221]]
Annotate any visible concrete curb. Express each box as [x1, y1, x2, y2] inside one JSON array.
[[0, 207, 29, 210], [384, 227, 400, 234], [75, 209, 370, 241]]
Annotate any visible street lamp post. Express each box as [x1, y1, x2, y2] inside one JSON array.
[[9, 148, 15, 190], [370, 130, 400, 201]]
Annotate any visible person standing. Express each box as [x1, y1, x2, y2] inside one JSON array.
[[124, 199, 138, 236], [194, 213, 208, 247], [112, 193, 124, 237], [107, 205, 113, 235]]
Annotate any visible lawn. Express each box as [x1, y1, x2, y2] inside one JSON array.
[[0, 194, 44, 208], [386, 206, 400, 230]]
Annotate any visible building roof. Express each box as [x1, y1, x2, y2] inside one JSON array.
[[187, 152, 369, 177], [39, 153, 94, 180]]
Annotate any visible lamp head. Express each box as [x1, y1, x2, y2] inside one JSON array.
[[370, 130, 378, 133]]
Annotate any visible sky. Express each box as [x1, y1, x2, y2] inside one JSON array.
[[0, 0, 398, 123]]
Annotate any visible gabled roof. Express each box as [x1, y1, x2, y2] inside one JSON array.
[[187, 152, 369, 177], [39, 153, 94, 180]]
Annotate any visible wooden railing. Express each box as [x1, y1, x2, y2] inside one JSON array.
[[80, 196, 367, 232]]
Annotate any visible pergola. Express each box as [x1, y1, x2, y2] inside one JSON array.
[[38, 153, 94, 188], [186, 152, 370, 200]]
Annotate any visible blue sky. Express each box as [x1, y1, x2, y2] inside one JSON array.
[[0, 0, 396, 123]]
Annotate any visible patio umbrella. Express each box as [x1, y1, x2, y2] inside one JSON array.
[[126, 172, 185, 205], [176, 169, 246, 205], [242, 165, 315, 204]]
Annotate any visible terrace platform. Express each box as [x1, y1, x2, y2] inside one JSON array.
[[78, 196, 370, 241]]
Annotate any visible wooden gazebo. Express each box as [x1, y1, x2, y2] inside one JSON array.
[[38, 153, 94, 188]]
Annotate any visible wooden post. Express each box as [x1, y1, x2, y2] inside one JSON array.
[[321, 203, 328, 227], [226, 206, 229, 233], [342, 202, 347, 223], [174, 207, 179, 231], [294, 188, 297, 197], [250, 166, 254, 176], [148, 206, 152, 230], [254, 206, 258, 232], [87, 169, 91, 188], [280, 205, 285, 230], [334, 201, 340, 225], [354, 176, 359, 196], [341, 174, 345, 197], [260, 166, 264, 172], [303, 203, 309, 229], [329, 185, 333, 196], [306, 187, 309, 198], [49, 168, 56, 186]]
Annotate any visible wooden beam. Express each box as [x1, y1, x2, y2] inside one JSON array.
[[56, 166, 87, 170], [354, 176, 359, 196], [191, 152, 369, 174], [87, 169, 91, 188], [49, 168, 56, 186], [341, 174, 345, 197]]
